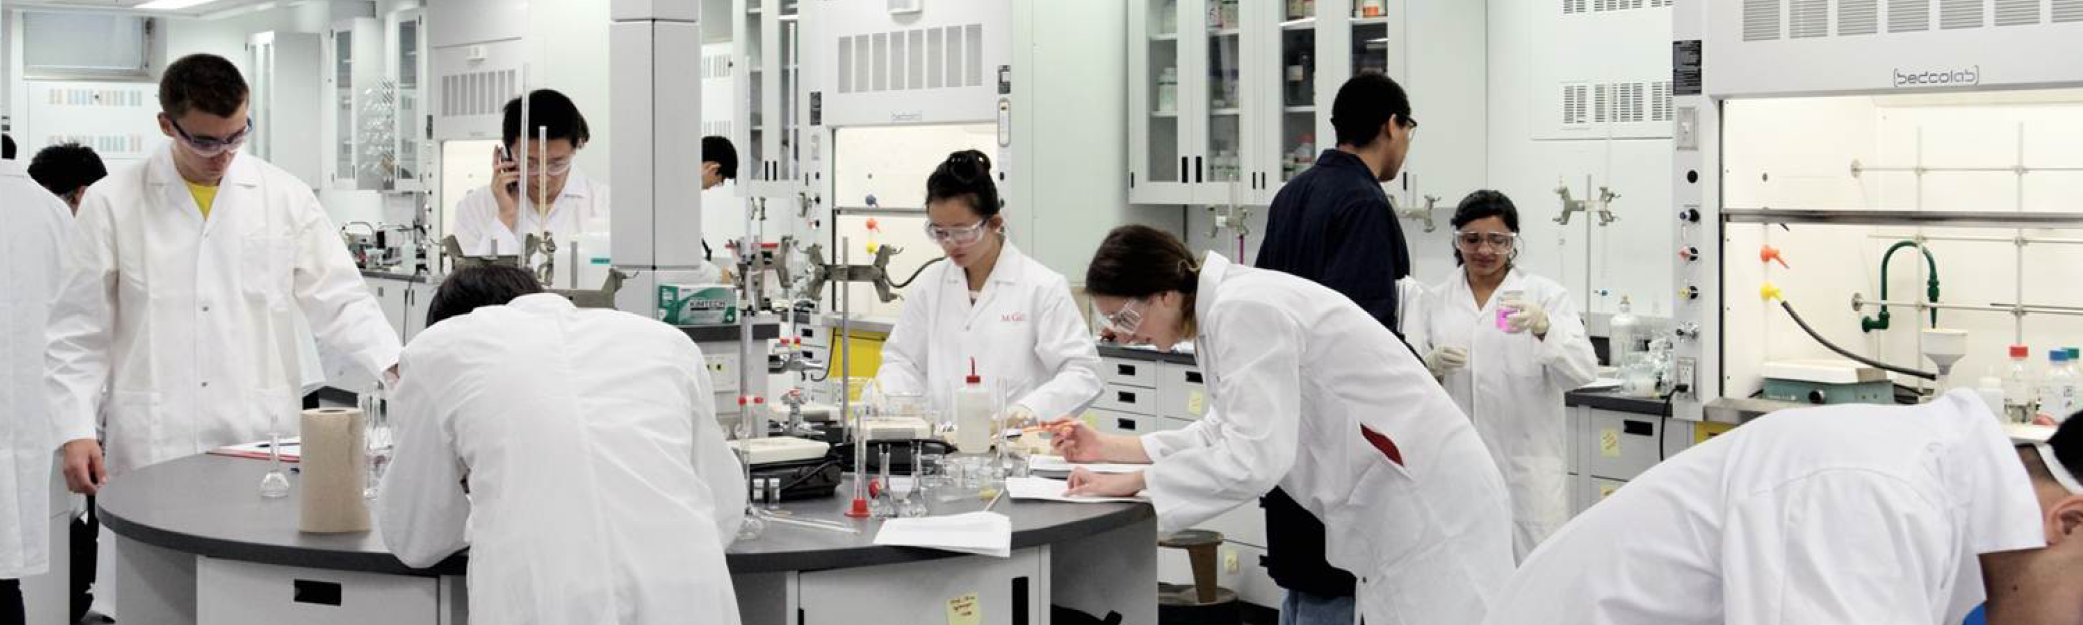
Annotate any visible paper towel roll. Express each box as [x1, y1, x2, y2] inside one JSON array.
[[299, 407, 371, 533]]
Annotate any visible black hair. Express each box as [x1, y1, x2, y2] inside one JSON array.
[[1450, 190, 1521, 266], [702, 135, 738, 181], [425, 265, 545, 328], [160, 54, 249, 118], [1085, 225, 1200, 301], [29, 143, 109, 199], [1329, 72, 1414, 148], [501, 89, 591, 151], [2046, 413, 2083, 489], [925, 150, 1001, 218], [2, 134, 13, 160]]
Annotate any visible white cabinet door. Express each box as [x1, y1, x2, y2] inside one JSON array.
[[798, 551, 1045, 625], [196, 558, 440, 625], [1129, 0, 1200, 205]]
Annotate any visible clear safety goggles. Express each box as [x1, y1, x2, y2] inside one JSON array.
[[169, 117, 252, 158], [1453, 231, 1519, 253], [1097, 298, 1147, 337], [925, 220, 992, 247], [520, 156, 573, 177]]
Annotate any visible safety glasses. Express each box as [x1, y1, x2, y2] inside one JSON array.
[[924, 220, 992, 247], [1453, 231, 1518, 252], [1098, 298, 1147, 337], [519, 155, 574, 177], [168, 117, 252, 158]]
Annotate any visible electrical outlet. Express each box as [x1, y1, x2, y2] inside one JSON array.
[[1675, 357, 1698, 398], [1222, 549, 1240, 574]]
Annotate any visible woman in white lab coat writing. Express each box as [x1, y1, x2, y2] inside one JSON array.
[[1407, 190, 1598, 561], [876, 150, 1103, 431], [1053, 225, 1514, 625]]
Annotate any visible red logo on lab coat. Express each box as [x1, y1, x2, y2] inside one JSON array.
[[1002, 313, 1027, 323]]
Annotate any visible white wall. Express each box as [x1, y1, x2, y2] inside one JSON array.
[[1485, 0, 1674, 319], [1722, 92, 2083, 396]]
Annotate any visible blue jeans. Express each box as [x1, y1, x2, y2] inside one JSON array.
[[1278, 589, 1356, 625]]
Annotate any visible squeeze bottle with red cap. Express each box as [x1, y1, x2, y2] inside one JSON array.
[[953, 358, 997, 453], [2004, 345, 2035, 424]]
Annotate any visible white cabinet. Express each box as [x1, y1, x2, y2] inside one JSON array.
[[326, 18, 387, 191], [734, 0, 810, 200], [388, 8, 431, 193], [247, 32, 323, 187], [1130, 0, 1407, 207], [195, 558, 448, 625], [798, 550, 1045, 625]]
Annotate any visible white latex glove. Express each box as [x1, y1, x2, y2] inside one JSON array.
[[1505, 301, 1551, 337], [1425, 346, 1469, 379]]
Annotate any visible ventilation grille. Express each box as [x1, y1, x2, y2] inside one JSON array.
[[1791, 0, 1829, 37], [440, 69, 519, 117], [1744, 0, 1782, 40], [1890, 0, 1931, 31], [1562, 84, 1589, 126], [1563, 80, 1672, 127], [702, 54, 733, 80], [1567, 0, 1664, 13], [702, 120, 732, 138], [43, 134, 146, 155], [45, 87, 150, 108], [1941, 0, 1985, 28], [2059, 0, 2083, 21], [1562, 0, 1586, 13], [1995, 0, 2041, 25], [1840, 0, 1881, 34], [837, 23, 985, 95]]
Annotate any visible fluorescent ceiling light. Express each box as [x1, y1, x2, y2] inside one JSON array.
[[135, 0, 218, 10]]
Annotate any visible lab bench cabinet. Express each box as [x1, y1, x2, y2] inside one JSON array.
[[1128, 0, 1408, 207], [1098, 352, 1279, 609], [196, 558, 458, 625], [1566, 404, 1694, 515]]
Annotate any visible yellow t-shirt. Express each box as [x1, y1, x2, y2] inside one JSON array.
[[186, 180, 220, 219]]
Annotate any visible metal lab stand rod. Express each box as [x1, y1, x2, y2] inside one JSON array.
[[1851, 296, 2083, 319], [1863, 233, 2083, 246]]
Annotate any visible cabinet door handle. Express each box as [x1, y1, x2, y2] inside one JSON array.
[[1117, 391, 1138, 403], [1185, 371, 1203, 384], [1116, 363, 1138, 376], [1180, 156, 1188, 182], [1623, 420, 1655, 436], [293, 579, 343, 606], [1118, 418, 1138, 431], [1195, 156, 1204, 183]]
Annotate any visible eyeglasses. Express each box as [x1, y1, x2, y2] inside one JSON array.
[[1098, 298, 1147, 337], [1454, 231, 1518, 252], [924, 220, 992, 247], [168, 117, 252, 158], [520, 156, 573, 177]]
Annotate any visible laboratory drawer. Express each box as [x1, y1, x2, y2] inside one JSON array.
[[1157, 362, 1210, 421], [1156, 541, 1281, 609], [1584, 410, 1667, 481], [1096, 384, 1158, 415], [197, 557, 441, 625], [1582, 477, 1626, 515], [1092, 409, 1157, 436], [1101, 357, 1159, 389]]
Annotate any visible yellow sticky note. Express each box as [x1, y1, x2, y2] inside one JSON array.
[[1599, 429, 1621, 458], [947, 593, 981, 625], [1599, 483, 1619, 499], [1187, 391, 1207, 416]]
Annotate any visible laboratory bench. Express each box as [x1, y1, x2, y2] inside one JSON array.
[[99, 453, 1157, 625]]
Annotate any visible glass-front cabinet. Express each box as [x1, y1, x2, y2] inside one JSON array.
[[327, 17, 385, 190], [735, 0, 806, 200], [389, 8, 428, 192], [1132, 0, 1407, 206]]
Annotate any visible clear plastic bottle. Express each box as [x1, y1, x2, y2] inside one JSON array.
[[953, 358, 997, 453], [1609, 296, 1642, 370], [2004, 345, 2036, 424], [2038, 349, 2076, 425]]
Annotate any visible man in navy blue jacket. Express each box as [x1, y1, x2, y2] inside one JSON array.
[[1252, 72, 1418, 625]]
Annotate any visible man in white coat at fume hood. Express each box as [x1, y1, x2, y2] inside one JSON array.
[[876, 150, 1104, 430], [45, 54, 402, 619], [1, 147, 77, 625], [1406, 190, 1598, 561], [380, 266, 745, 625]]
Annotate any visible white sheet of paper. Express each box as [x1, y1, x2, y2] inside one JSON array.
[[1025, 455, 1148, 474], [873, 511, 1012, 558], [1006, 476, 1148, 504]]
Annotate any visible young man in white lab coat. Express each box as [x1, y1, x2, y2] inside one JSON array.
[[379, 266, 746, 625], [1, 149, 75, 625], [45, 53, 403, 618], [1483, 392, 2083, 625], [1057, 226, 1515, 625], [448, 89, 609, 260], [1406, 191, 1598, 561], [877, 150, 1103, 431]]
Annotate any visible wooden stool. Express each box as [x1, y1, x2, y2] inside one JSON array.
[[1156, 530, 1239, 625]]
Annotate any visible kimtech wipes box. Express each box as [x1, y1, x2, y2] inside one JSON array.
[[658, 283, 738, 325]]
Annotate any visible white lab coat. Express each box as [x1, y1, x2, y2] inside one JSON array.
[[379, 294, 744, 625], [1482, 391, 2047, 625], [878, 242, 1103, 420], [1, 160, 73, 579], [1406, 267, 1598, 560], [1139, 253, 1514, 625], [45, 146, 402, 474], [448, 169, 608, 257]]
